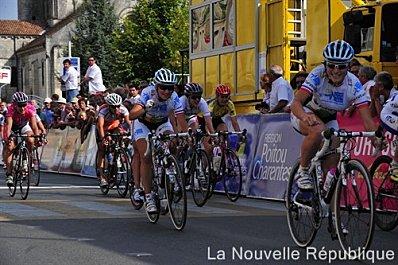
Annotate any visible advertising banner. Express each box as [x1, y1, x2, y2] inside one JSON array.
[[80, 125, 98, 177], [247, 114, 303, 200], [41, 128, 67, 172], [58, 127, 83, 174]]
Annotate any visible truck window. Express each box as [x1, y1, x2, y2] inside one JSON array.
[[360, 14, 375, 52], [380, 3, 398, 62]]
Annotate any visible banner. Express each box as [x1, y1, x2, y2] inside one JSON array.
[[80, 125, 98, 177], [58, 127, 83, 174], [41, 128, 67, 171], [247, 114, 302, 200]]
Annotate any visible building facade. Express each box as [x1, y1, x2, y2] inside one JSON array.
[[0, 0, 136, 101]]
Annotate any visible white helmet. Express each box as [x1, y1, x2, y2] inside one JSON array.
[[323, 40, 354, 64], [12, 92, 28, 103], [154, 68, 177, 85], [105, 93, 122, 106]]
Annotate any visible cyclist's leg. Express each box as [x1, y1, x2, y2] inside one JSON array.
[[379, 117, 398, 180], [4, 137, 15, 185]]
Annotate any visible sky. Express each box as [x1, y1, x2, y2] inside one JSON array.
[[0, 0, 18, 20]]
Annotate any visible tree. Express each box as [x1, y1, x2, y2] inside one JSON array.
[[112, 0, 189, 85], [72, 0, 118, 88]]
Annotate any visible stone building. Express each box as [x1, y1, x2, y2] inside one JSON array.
[[0, 0, 136, 101]]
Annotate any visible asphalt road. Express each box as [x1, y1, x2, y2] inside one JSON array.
[[0, 171, 397, 265]]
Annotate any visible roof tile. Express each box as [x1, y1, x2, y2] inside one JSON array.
[[0, 20, 45, 36]]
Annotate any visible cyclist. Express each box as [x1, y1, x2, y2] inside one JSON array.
[[129, 68, 185, 213], [3, 92, 39, 186], [208, 84, 241, 132], [290, 40, 379, 198], [180, 83, 215, 134], [96, 93, 131, 187], [374, 71, 398, 180]]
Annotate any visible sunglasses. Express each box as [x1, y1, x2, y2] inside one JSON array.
[[109, 105, 120, 109], [326, 63, 348, 70], [17, 103, 27, 107], [190, 95, 201, 100], [219, 94, 230, 99], [158, 85, 175, 92]]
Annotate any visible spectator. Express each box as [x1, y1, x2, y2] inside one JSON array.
[[59, 59, 80, 102], [267, 65, 294, 113], [358, 66, 377, 96], [290, 71, 309, 91], [255, 73, 271, 114], [41, 97, 54, 128], [348, 58, 361, 77], [82, 56, 106, 95], [0, 101, 7, 116], [370, 71, 396, 117]]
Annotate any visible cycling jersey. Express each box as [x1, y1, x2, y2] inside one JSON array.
[[208, 99, 237, 119], [6, 103, 36, 131], [300, 65, 370, 121], [380, 88, 398, 134], [98, 105, 129, 129], [138, 85, 183, 123], [179, 95, 211, 120]]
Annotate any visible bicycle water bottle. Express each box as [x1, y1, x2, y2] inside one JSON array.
[[213, 147, 222, 173], [106, 153, 113, 164], [323, 168, 336, 203]]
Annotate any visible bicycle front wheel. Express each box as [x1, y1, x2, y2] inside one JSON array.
[[369, 155, 398, 231], [115, 150, 130, 198], [9, 152, 19, 197], [222, 148, 242, 202], [191, 149, 212, 207], [286, 161, 318, 247], [165, 154, 187, 231], [335, 159, 374, 255], [19, 148, 31, 200], [31, 147, 41, 186]]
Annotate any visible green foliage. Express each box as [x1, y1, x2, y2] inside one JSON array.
[[111, 0, 189, 85], [72, 0, 118, 87]]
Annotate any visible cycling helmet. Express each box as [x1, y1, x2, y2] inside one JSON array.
[[105, 93, 122, 106], [215, 84, 231, 95], [184, 83, 203, 96], [12, 92, 28, 103], [323, 40, 354, 64], [154, 68, 177, 85]]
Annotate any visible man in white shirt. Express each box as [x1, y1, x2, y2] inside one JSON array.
[[267, 65, 294, 113], [82, 56, 106, 95], [358, 66, 376, 97], [61, 59, 79, 102]]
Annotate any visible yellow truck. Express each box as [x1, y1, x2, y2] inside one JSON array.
[[189, 0, 398, 113]]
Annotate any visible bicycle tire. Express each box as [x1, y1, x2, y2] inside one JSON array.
[[100, 155, 111, 195], [129, 186, 144, 210], [191, 149, 212, 207], [286, 160, 318, 247], [165, 154, 187, 231], [31, 147, 41, 186], [369, 155, 398, 231], [19, 148, 31, 200], [335, 159, 375, 255], [222, 148, 242, 202], [115, 150, 130, 198]]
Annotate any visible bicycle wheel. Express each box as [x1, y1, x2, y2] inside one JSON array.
[[165, 154, 187, 231], [286, 161, 318, 247], [9, 151, 19, 197], [19, 148, 31, 200], [115, 150, 130, 198], [31, 147, 41, 186], [222, 148, 242, 202], [191, 149, 212, 207], [335, 159, 374, 255], [369, 155, 398, 231]]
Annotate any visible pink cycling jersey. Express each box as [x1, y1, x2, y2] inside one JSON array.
[[6, 102, 36, 129]]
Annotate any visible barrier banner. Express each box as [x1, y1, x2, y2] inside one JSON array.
[[58, 127, 83, 174], [247, 114, 302, 200], [80, 125, 98, 177], [40, 128, 67, 171]]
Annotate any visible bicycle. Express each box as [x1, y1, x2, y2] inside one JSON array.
[[177, 129, 212, 207], [208, 129, 247, 202], [98, 132, 131, 198], [369, 138, 398, 231], [286, 128, 380, 256], [143, 131, 188, 231], [8, 134, 41, 200]]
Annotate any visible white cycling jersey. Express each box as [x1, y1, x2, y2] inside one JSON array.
[[301, 65, 370, 118], [179, 95, 211, 120], [138, 85, 183, 123], [380, 88, 398, 134]]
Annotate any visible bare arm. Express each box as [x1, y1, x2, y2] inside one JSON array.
[[269, 100, 288, 113], [358, 105, 378, 132], [30, 115, 39, 136], [129, 104, 145, 121], [291, 90, 319, 126], [175, 113, 188, 132], [97, 116, 105, 140], [204, 116, 215, 134], [230, 116, 240, 132]]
